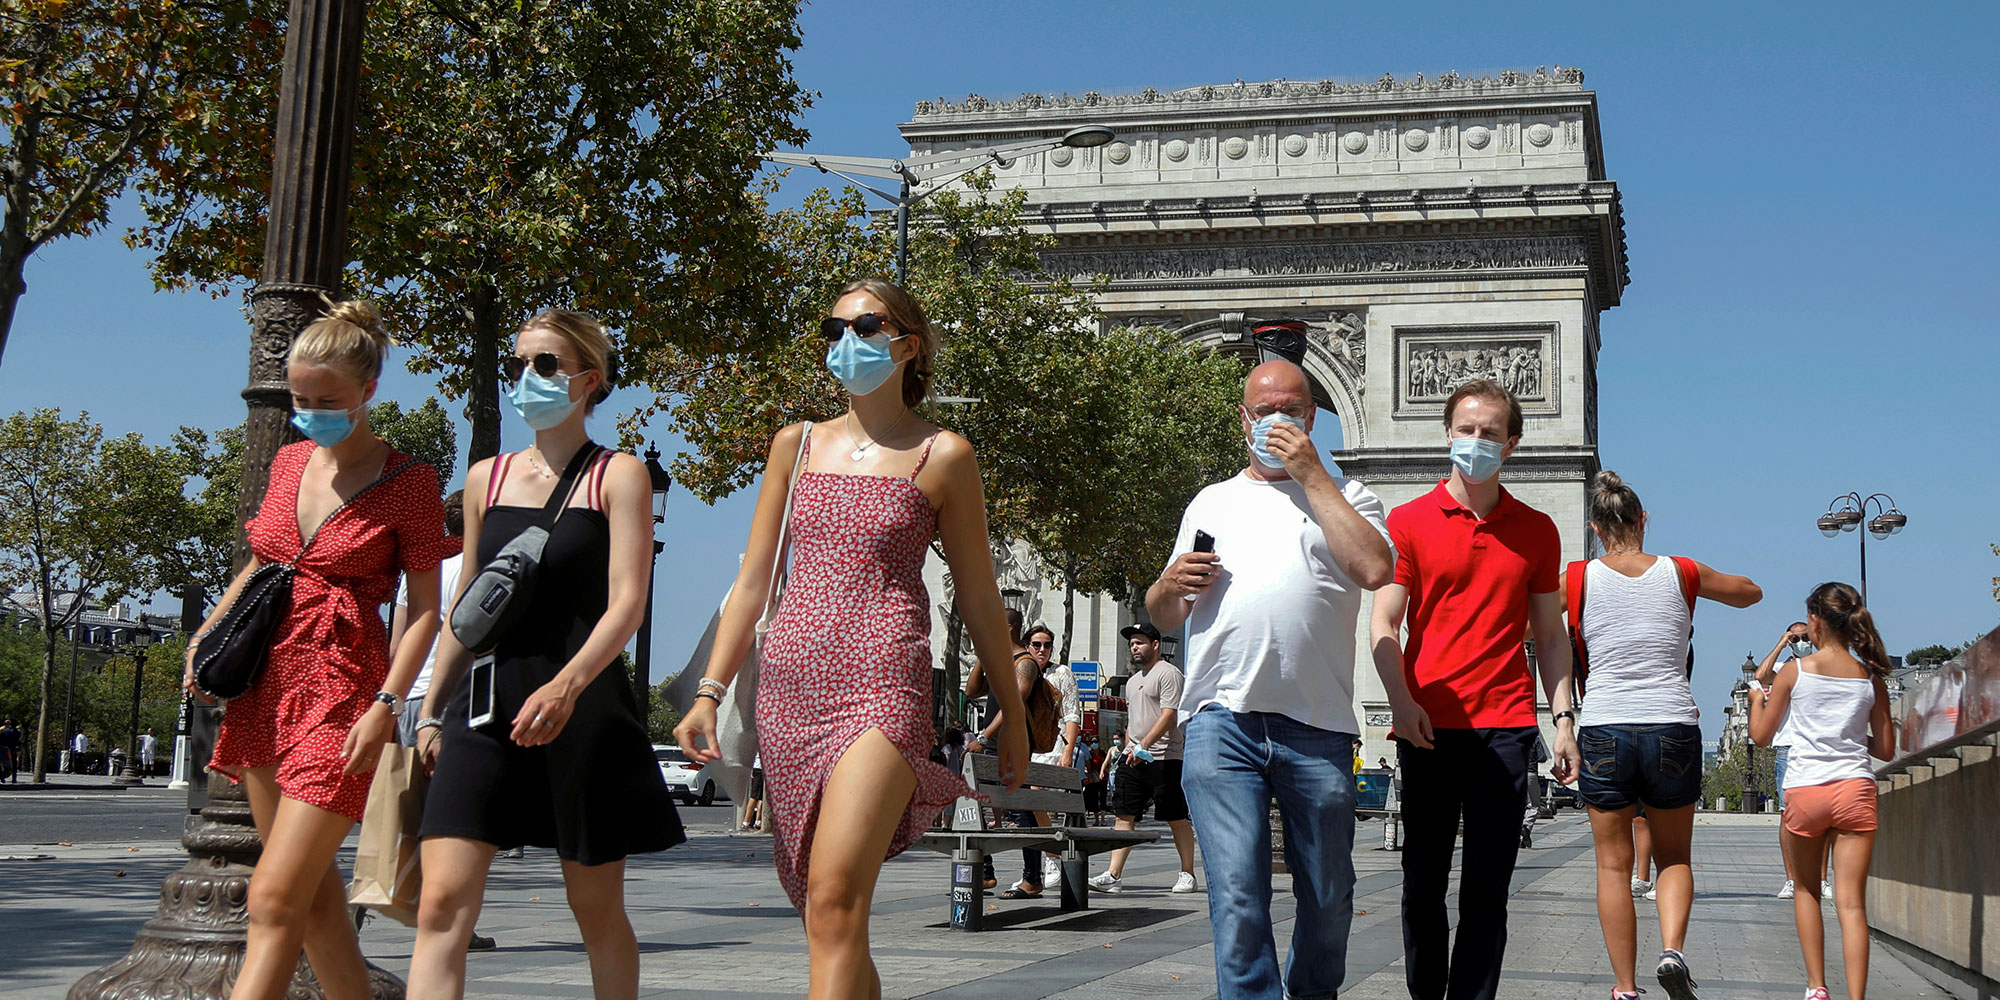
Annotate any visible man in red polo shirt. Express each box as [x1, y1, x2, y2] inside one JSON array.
[[1370, 379, 1580, 1000]]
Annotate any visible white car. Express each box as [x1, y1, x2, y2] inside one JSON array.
[[653, 744, 729, 806]]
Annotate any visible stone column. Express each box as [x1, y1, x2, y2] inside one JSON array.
[[71, 1, 400, 997]]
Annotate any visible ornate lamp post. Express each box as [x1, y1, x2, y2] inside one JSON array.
[[114, 630, 155, 787], [1815, 492, 1908, 606], [633, 443, 672, 735], [762, 124, 1117, 282]]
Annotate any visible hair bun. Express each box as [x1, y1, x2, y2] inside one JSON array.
[[1594, 470, 1625, 491], [325, 299, 393, 347]]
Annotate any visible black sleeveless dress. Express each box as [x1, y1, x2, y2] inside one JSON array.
[[421, 469, 684, 865]]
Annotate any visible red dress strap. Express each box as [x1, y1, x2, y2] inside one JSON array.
[[586, 449, 614, 511], [909, 431, 942, 480], [485, 453, 515, 509]]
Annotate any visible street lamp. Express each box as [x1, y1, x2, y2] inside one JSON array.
[[1816, 492, 1908, 606], [762, 124, 1118, 282], [116, 630, 154, 787], [634, 443, 673, 736]]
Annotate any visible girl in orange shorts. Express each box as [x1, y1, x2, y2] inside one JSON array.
[[1749, 582, 1896, 1000]]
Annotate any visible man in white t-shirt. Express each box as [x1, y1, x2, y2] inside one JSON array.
[[1146, 359, 1395, 1000]]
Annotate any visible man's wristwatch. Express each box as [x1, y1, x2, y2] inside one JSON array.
[[375, 691, 400, 712], [1552, 710, 1576, 725]]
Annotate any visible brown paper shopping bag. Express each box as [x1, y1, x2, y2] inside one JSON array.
[[348, 744, 427, 926]]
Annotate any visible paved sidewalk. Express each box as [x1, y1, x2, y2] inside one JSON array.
[[2, 812, 1961, 998]]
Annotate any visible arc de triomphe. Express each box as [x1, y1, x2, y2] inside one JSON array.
[[903, 68, 1629, 762]]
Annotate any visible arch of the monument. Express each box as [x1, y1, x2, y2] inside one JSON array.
[[902, 68, 1631, 764]]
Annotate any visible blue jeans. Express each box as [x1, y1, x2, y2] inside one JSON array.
[[1182, 707, 1357, 1000]]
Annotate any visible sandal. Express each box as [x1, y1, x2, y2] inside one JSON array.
[[998, 881, 1043, 899]]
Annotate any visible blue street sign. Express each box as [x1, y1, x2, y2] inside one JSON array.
[[1071, 661, 1099, 701]]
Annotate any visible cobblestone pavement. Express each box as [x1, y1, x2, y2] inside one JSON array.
[[2, 812, 1961, 998]]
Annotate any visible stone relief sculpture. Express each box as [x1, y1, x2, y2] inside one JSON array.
[[1404, 340, 1544, 401], [1307, 311, 1367, 380], [1044, 236, 1587, 283], [911, 67, 1587, 119]]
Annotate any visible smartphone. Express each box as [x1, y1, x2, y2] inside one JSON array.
[[466, 654, 497, 729], [1193, 530, 1215, 554]]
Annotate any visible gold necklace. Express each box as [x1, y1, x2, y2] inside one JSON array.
[[846, 408, 910, 462]]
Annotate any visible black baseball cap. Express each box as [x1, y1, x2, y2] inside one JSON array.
[[1120, 623, 1162, 642]]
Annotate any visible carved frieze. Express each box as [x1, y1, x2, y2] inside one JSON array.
[[911, 66, 1588, 119], [1044, 235, 1588, 283], [1395, 324, 1559, 418]]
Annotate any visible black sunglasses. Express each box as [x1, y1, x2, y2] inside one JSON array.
[[818, 312, 896, 343], [1028, 640, 1053, 649], [504, 352, 574, 382]]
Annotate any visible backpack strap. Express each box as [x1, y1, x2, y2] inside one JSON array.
[[1565, 559, 1590, 698], [1670, 556, 1701, 614], [1671, 555, 1701, 679]]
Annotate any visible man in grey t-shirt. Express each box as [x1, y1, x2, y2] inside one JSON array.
[[1087, 623, 1197, 894]]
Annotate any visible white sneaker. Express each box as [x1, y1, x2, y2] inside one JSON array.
[[1777, 879, 1795, 899], [1043, 856, 1063, 890], [1822, 880, 1834, 900], [1645, 885, 1658, 901], [1088, 871, 1123, 893], [1631, 877, 1652, 897], [1171, 871, 1198, 894]]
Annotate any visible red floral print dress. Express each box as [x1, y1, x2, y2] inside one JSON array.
[[755, 430, 970, 911], [210, 440, 445, 822]]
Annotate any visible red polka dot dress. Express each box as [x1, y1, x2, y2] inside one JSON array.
[[755, 429, 971, 912], [210, 440, 445, 822]]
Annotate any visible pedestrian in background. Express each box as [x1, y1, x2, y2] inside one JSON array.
[[676, 279, 1028, 1000], [998, 623, 1080, 899], [1750, 582, 1896, 1000], [1369, 379, 1579, 1000], [183, 300, 447, 1000], [412, 309, 682, 999], [385, 488, 496, 953], [139, 729, 158, 776], [1, 718, 21, 781], [1567, 471, 1762, 1000], [1148, 358, 1394, 999], [1758, 622, 1834, 900], [1088, 623, 1198, 894]]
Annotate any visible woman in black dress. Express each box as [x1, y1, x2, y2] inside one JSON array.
[[409, 309, 682, 1000]]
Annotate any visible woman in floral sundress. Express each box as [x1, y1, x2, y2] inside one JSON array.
[[677, 278, 1028, 1000]]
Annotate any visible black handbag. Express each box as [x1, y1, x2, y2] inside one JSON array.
[[449, 444, 602, 653], [191, 458, 420, 700]]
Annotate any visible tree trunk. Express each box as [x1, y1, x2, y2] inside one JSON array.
[[0, 240, 24, 370], [0, 107, 39, 369], [1059, 556, 1077, 665], [32, 631, 56, 782], [466, 282, 503, 464]]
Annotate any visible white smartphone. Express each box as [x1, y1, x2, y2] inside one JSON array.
[[467, 654, 497, 729]]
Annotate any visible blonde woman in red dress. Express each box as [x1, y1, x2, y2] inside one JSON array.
[[184, 301, 446, 1000], [677, 278, 1028, 1000]]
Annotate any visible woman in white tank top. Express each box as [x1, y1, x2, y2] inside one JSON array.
[[1748, 581, 1896, 1000], [1568, 472, 1763, 1000]]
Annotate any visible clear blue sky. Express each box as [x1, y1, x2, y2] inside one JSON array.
[[6, 1, 1996, 742]]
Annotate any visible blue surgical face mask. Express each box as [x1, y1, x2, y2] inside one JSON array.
[[1791, 638, 1817, 658], [291, 407, 359, 447], [1248, 412, 1306, 468], [1449, 435, 1506, 484], [825, 330, 905, 397], [509, 369, 578, 430]]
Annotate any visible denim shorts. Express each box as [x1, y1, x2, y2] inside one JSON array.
[[1577, 723, 1703, 810]]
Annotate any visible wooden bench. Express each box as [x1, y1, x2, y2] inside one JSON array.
[[915, 753, 1158, 931]]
